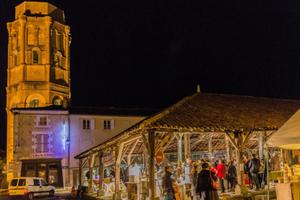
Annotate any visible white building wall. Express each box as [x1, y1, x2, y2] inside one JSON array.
[[69, 114, 145, 186]]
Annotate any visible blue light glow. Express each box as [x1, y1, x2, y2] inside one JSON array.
[[62, 121, 67, 150]]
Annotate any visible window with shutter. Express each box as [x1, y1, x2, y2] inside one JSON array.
[[32, 132, 52, 156], [82, 119, 95, 130], [83, 119, 90, 130], [35, 116, 49, 127], [104, 120, 114, 130]]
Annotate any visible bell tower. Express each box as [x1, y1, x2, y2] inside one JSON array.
[[6, 1, 71, 180]]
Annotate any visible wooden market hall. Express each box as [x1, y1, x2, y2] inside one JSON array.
[[75, 91, 300, 200]]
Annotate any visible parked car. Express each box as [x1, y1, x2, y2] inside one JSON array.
[[8, 177, 55, 199]]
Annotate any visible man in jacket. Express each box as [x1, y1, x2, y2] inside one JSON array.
[[248, 154, 261, 190]]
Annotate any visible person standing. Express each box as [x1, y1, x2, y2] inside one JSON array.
[[191, 163, 199, 200], [243, 155, 252, 189], [217, 160, 226, 193], [248, 154, 261, 190], [227, 160, 237, 191], [162, 166, 175, 200], [196, 162, 219, 200]]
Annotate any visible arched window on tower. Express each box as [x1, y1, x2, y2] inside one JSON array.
[[30, 99, 39, 108], [52, 96, 62, 106], [33, 50, 39, 64]]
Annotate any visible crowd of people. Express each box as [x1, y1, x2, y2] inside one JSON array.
[[162, 153, 268, 200]]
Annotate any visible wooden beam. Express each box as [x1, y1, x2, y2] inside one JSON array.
[[191, 134, 207, 149], [161, 134, 176, 152], [115, 143, 124, 200], [225, 134, 231, 161], [98, 151, 104, 192], [155, 133, 173, 153], [148, 131, 156, 200], [127, 139, 140, 165], [142, 133, 150, 154], [241, 130, 253, 148], [88, 154, 93, 193], [79, 159, 82, 186], [258, 131, 264, 159], [177, 133, 184, 165], [208, 135, 213, 159], [184, 134, 191, 160], [225, 132, 238, 149]]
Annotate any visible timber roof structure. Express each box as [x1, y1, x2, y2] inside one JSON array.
[[75, 92, 300, 159]]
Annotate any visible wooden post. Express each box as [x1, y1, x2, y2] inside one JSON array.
[[79, 159, 82, 186], [236, 148, 243, 187], [258, 132, 264, 159], [184, 134, 191, 160], [177, 133, 184, 165], [148, 131, 156, 200], [208, 135, 213, 160], [88, 154, 94, 193], [115, 143, 124, 200], [225, 135, 231, 161], [98, 151, 104, 192]]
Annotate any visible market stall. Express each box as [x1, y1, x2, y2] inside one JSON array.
[[268, 109, 300, 200], [76, 92, 300, 200]]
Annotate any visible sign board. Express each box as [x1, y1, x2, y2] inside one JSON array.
[[156, 150, 164, 164]]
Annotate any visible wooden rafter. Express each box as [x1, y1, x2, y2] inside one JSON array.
[[127, 139, 140, 165]]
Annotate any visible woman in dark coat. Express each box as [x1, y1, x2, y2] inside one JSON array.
[[196, 162, 219, 200]]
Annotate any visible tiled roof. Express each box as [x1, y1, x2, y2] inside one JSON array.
[[148, 93, 300, 132], [75, 92, 300, 159]]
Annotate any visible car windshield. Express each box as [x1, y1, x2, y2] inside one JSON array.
[[18, 179, 26, 186], [10, 179, 18, 186]]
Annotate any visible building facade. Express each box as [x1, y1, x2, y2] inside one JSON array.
[[11, 107, 146, 188], [6, 2, 150, 188], [6, 1, 71, 181]]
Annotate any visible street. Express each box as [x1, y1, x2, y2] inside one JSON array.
[[0, 193, 95, 200]]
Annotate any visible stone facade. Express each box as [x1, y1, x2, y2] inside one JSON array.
[[11, 108, 145, 187], [6, 1, 71, 181], [6, 1, 148, 188]]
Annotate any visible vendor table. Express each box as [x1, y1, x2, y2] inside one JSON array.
[[275, 182, 300, 200]]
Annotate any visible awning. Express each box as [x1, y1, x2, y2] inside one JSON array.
[[268, 109, 300, 149]]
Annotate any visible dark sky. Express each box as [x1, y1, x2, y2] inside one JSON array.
[[2, 0, 300, 150]]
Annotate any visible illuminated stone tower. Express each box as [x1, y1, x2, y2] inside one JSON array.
[[6, 2, 71, 180]]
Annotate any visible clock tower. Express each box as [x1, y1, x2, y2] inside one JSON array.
[[6, 1, 71, 180]]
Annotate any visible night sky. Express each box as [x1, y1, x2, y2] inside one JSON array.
[[2, 0, 300, 150]]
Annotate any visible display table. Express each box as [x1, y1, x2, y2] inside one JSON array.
[[270, 171, 283, 182], [275, 182, 300, 200]]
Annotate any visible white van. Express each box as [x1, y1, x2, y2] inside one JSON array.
[[9, 177, 55, 199]]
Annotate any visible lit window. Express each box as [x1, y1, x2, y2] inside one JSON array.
[[83, 119, 90, 130], [38, 116, 48, 126], [53, 97, 62, 105], [33, 50, 39, 64], [82, 119, 95, 130], [30, 99, 39, 107], [104, 120, 114, 130], [33, 134, 50, 154]]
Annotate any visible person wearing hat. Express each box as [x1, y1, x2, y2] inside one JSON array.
[[196, 162, 219, 200]]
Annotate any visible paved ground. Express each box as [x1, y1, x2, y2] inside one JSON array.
[[0, 192, 96, 200]]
